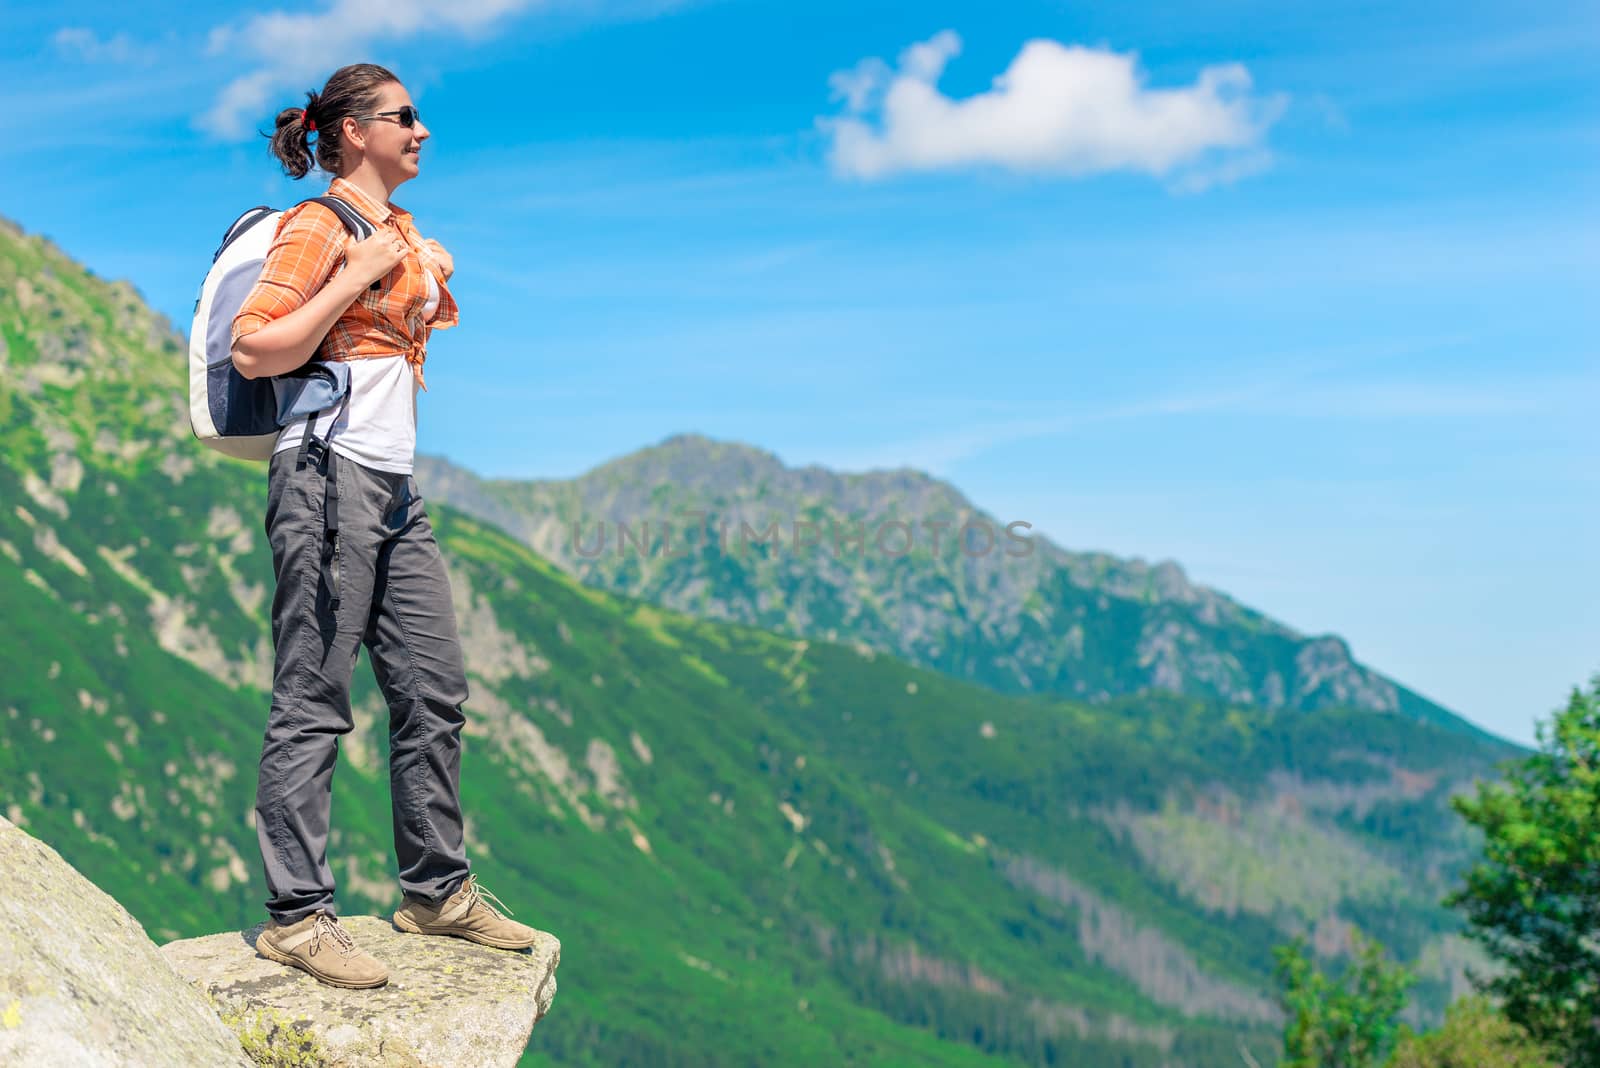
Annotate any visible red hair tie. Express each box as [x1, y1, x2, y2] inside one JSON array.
[[303, 110, 317, 132]]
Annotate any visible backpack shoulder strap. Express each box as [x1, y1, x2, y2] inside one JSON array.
[[302, 195, 376, 240], [212, 205, 275, 263], [297, 195, 381, 291]]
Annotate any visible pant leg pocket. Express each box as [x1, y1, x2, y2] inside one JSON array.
[[267, 449, 327, 536]]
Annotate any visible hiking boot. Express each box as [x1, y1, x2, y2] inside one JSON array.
[[256, 909, 389, 989], [392, 873, 538, 950]]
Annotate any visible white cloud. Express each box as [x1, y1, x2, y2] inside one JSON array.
[[820, 31, 1286, 185], [197, 0, 547, 139], [1168, 148, 1275, 195], [53, 28, 158, 65]]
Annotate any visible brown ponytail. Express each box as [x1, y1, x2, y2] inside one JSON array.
[[264, 64, 400, 180]]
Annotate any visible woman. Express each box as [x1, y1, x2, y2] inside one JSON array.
[[231, 63, 536, 990]]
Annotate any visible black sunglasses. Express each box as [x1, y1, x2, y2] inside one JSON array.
[[356, 105, 422, 128]]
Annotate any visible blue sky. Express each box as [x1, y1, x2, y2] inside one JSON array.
[[4, 0, 1596, 745]]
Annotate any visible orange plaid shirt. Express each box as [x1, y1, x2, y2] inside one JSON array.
[[231, 176, 458, 391]]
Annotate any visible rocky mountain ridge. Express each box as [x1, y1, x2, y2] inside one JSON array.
[[415, 435, 1461, 731]]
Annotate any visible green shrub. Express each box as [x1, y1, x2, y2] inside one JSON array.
[[1275, 932, 1414, 1068], [1386, 996, 1557, 1068]]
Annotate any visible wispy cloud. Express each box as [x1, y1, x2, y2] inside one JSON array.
[[820, 359, 1593, 475], [1264, 376, 1594, 420], [820, 31, 1286, 186], [52, 28, 161, 65], [198, 0, 559, 139]]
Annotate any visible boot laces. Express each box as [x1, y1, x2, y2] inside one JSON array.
[[461, 874, 514, 920], [308, 912, 359, 958]]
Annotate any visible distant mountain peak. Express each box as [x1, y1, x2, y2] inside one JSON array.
[[414, 433, 1471, 733]]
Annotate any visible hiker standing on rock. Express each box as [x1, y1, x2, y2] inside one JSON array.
[[230, 63, 536, 989]]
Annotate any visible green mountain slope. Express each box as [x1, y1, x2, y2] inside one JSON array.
[[0, 216, 1516, 1065], [412, 437, 1471, 735]]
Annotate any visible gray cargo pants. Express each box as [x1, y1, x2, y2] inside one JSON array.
[[256, 445, 472, 925]]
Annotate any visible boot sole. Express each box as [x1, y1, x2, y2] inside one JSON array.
[[257, 934, 390, 989], [392, 910, 535, 950]]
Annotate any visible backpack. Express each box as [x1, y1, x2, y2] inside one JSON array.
[[187, 196, 376, 460]]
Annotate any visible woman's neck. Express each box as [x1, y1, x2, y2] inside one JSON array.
[[336, 166, 394, 212]]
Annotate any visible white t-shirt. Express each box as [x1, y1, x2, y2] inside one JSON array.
[[273, 268, 441, 475]]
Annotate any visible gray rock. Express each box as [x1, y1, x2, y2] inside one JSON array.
[[0, 814, 254, 1068], [159, 916, 560, 1067]]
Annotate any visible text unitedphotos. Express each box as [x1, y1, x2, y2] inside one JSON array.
[[568, 515, 1036, 559]]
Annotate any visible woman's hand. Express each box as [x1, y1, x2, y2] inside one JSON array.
[[344, 230, 410, 287], [423, 238, 454, 281]]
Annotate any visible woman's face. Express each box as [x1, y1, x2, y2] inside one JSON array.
[[349, 81, 430, 186]]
